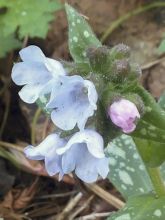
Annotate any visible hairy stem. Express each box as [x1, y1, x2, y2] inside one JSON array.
[[101, 2, 165, 42], [31, 107, 42, 145]]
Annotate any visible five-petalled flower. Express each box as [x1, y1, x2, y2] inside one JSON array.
[[12, 45, 66, 104], [47, 75, 98, 131]]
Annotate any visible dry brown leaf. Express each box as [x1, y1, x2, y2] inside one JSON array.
[[0, 204, 24, 220], [13, 177, 39, 210], [1, 190, 13, 209]]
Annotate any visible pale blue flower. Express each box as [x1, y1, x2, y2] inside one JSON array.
[[24, 130, 109, 183], [24, 133, 66, 179], [47, 75, 98, 131], [12, 45, 66, 104], [57, 130, 109, 183]]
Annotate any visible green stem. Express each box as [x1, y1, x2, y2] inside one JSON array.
[[147, 167, 165, 197], [31, 107, 42, 145], [101, 2, 165, 43]]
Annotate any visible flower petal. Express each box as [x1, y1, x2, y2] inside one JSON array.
[[19, 45, 45, 62], [24, 145, 45, 160], [45, 153, 63, 177], [73, 145, 99, 183], [61, 145, 77, 173], [48, 76, 98, 131], [19, 84, 44, 103], [45, 58, 66, 77], [96, 157, 109, 179], [84, 80, 98, 109], [24, 134, 62, 159], [57, 130, 105, 158], [62, 143, 98, 183], [12, 62, 51, 86]]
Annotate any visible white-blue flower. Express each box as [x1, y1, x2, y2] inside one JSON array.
[[57, 130, 109, 183], [24, 133, 65, 180], [24, 130, 109, 183], [12, 45, 66, 104], [47, 75, 98, 131]]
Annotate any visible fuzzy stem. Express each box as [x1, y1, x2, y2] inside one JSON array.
[[147, 167, 165, 197], [31, 107, 42, 145], [101, 2, 165, 42]]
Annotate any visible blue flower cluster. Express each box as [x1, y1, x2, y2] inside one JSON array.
[[12, 46, 109, 183]]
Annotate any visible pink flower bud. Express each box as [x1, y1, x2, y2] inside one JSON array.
[[108, 99, 140, 133]]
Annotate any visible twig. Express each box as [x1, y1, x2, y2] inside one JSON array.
[[0, 91, 10, 138], [22, 36, 29, 49], [101, 2, 165, 43], [75, 212, 113, 220], [0, 140, 24, 152], [69, 195, 94, 220], [37, 191, 77, 199], [141, 57, 165, 70], [85, 183, 125, 209], [56, 192, 83, 220], [31, 107, 42, 145]]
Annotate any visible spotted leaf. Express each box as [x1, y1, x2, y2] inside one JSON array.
[[65, 3, 101, 63], [108, 194, 165, 220], [106, 135, 153, 199]]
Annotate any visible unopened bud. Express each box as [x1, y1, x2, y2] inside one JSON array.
[[108, 99, 140, 133], [113, 59, 130, 76], [86, 46, 111, 74], [110, 43, 130, 60]]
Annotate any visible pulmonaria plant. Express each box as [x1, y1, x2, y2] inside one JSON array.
[[11, 3, 165, 219]]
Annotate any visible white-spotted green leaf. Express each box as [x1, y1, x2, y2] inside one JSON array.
[[106, 135, 153, 199], [108, 194, 165, 220], [65, 4, 101, 63], [132, 120, 165, 144]]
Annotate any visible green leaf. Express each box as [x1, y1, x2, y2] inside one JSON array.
[[107, 135, 153, 199], [0, 33, 21, 57], [65, 3, 101, 63], [158, 39, 165, 53], [108, 194, 165, 220], [132, 120, 165, 144], [0, 0, 62, 38], [158, 91, 165, 110], [134, 138, 165, 167], [133, 86, 165, 131]]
